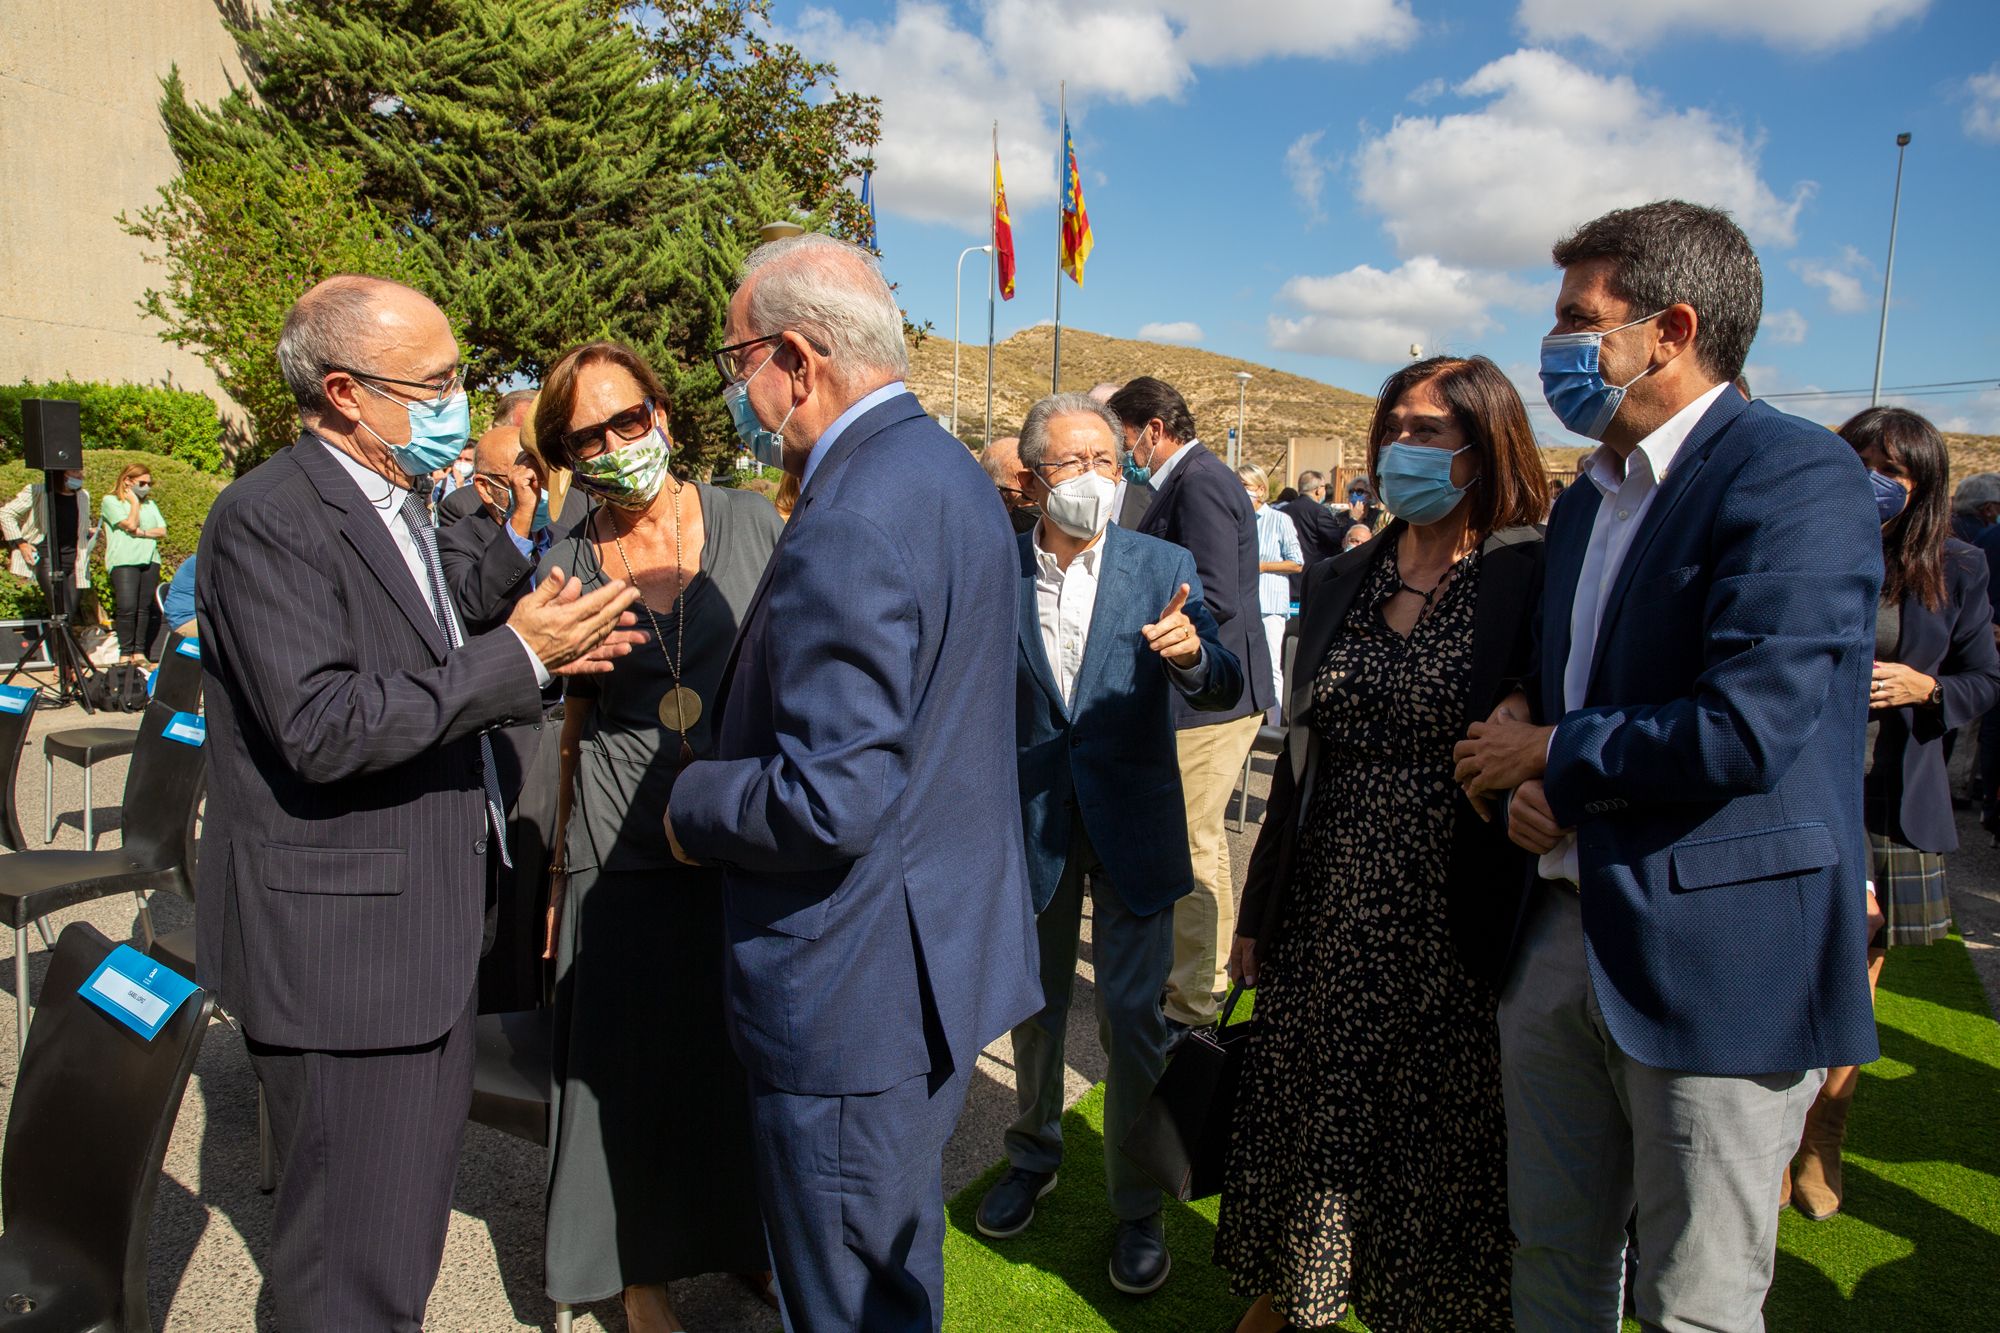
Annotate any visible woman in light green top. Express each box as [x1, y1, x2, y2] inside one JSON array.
[[101, 462, 166, 664]]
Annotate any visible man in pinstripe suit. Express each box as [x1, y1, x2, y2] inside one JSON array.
[[195, 276, 642, 1331]]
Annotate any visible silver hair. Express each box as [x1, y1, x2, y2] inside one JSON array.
[[276, 275, 424, 414], [739, 234, 909, 388], [1296, 470, 1326, 491], [1019, 392, 1122, 470]]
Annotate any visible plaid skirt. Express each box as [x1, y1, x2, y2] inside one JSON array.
[[1869, 830, 1952, 948]]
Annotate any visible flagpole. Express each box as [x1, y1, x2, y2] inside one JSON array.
[[1052, 82, 1065, 394], [988, 122, 999, 451]]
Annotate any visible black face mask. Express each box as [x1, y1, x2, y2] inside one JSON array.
[[1009, 506, 1041, 535]]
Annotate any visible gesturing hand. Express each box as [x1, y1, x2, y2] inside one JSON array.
[[1142, 583, 1202, 669], [507, 565, 646, 675]]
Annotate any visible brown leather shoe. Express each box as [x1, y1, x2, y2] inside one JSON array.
[[1793, 1084, 1853, 1220], [1778, 1159, 1793, 1210]]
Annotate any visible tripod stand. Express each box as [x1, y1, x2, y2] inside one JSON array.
[[1, 478, 98, 711]]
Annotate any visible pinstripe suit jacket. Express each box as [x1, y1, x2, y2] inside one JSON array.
[[194, 435, 544, 1050]]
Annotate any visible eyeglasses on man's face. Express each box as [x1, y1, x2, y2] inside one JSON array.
[[1031, 455, 1120, 486], [564, 399, 656, 461], [331, 364, 465, 409], [710, 330, 833, 384]]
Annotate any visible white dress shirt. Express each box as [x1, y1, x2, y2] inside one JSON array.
[[319, 439, 549, 686], [1142, 436, 1198, 493], [1031, 522, 1206, 710], [1032, 527, 1105, 708], [1541, 381, 1729, 884]]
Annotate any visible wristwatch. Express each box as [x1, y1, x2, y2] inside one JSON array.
[[1925, 681, 1943, 707]]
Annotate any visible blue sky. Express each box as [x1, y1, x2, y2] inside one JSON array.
[[771, 0, 2000, 440]]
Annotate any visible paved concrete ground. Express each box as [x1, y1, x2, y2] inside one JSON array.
[[4, 698, 1995, 1332], [0, 697, 1279, 1331]]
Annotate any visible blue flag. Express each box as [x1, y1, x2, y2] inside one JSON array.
[[859, 170, 878, 251]]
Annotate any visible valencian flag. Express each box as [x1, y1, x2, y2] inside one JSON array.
[[993, 149, 1017, 300], [1059, 115, 1093, 285]]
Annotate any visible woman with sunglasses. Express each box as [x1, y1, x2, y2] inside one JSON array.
[[534, 341, 783, 1330]]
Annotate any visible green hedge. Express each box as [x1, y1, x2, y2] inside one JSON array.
[[0, 381, 227, 475], [0, 449, 228, 621]]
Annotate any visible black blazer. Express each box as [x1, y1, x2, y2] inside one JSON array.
[[1283, 494, 1348, 571], [194, 435, 546, 1050], [1869, 538, 2000, 853], [1237, 521, 1544, 991], [1136, 442, 1273, 726], [436, 483, 485, 526], [438, 507, 538, 635]]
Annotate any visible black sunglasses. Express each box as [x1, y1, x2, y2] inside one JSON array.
[[562, 399, 656, 460]]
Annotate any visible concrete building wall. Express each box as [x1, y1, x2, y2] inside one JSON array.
[[0, 4, 247, 405]]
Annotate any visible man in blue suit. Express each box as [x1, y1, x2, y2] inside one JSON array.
[[666, 235, 1041, 1332], [973, 393, 1242, 1294], [1455, 201, 1882, 1332]]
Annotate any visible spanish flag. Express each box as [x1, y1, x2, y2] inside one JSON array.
[[1060, 116, 1093, 285], [993, 148, 1017, 301]]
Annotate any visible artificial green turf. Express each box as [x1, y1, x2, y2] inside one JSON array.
[[944, 939, 2000, 1330]]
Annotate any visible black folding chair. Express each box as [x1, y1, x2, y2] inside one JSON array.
[[3, 700, 207, 1063], [40, 635, 200, 852], [0, 921, 214, 1333], [0, 684, 41, 855]]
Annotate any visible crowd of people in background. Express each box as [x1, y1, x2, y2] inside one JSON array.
[[159, 195, 1994, 1333]]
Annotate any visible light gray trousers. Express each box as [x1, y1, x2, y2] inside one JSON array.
[[1499, 883, 1823, 1333]]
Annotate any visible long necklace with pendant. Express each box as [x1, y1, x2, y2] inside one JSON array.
[[610, 483, 700, 761]]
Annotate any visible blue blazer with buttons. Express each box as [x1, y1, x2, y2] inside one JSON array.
[[1015, 523, 1243, 918], [669, 392, 1043, 1097], [1532, 391, 1884, 1076]]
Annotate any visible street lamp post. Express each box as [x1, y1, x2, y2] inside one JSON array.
[[1871, 132, 1912, 408], [1232, 371, 1252, 468], [951, 245, 993, 438]]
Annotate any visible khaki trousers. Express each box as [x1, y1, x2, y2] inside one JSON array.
[[1163, 711, 1261, 1027]]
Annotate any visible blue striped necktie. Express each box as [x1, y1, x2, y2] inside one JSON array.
[[399, 491, 511, 867]]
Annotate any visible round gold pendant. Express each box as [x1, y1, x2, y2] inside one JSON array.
[[658, 684, 703, 732]]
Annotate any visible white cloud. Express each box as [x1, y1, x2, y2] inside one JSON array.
[[1284, 131, 1334, 224], [1966, 65, 2000, 144], [1792, 247, 1874, 314], [1409, 77, 1447, 105], [1267, 256, 1541, 363], [1138, 321, 1204, 343], [1517, 0, 1929, 54], [784, 1, 1417, 230], [1762, 308, 1809, 345], [1354, 49, 1813, 270], [1931, 387, 2000, 435]]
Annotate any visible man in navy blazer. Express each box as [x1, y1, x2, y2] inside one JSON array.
[[1454, 202, 1882, 1331], [666, 236, 1041, 1332], [973, 393, 1242, 1295], [1109, 377, 1273, 1033]]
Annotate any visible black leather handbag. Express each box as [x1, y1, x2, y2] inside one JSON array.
[[1118, 986, 1254, 1201]]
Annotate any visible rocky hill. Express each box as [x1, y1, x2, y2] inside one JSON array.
[[907, 327, 2000, 484]]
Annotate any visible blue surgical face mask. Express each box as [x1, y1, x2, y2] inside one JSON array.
[[62, 476, 83, 493], [1869, 470, 1909, 526], [724, 351, 799, 470], [1122, 455, 1151, 485], [501, 487, 553, 534], [356, 381, 473, 480], [1539, 309, 1666, 440], [1376, 442, 1476, 526]]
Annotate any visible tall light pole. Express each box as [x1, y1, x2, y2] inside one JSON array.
[[1872, 132, 1912, 407], [1232, 371, 1252, 468], [950, 245, 992, 438]]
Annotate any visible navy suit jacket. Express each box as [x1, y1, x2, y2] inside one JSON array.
[[194, 436, 544, 1050], [1868, 539, 2000, 853], [1136, 442, 1273, 726], [1533, 392, 1883, 1075], [1015, 523, 1243, 917], [670, 391, 1041, 1096]]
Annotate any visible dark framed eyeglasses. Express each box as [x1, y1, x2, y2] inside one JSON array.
[[562, 399, 656, 460], [328, 363, 464, 408], [1031, 456, 1120, 486], [710, 330, 831, 384]]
